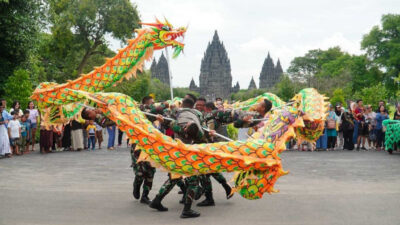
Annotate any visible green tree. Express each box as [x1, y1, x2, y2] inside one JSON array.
[[4, 69, 33, 109], [362, 14, 400, 95], [273, 75, 300, 101], [173, 88, 199, 99], [330, 88, 346, 107], [353, 83, 388, 109], [47, 0, 140, 77], [347, 55, 383, 93], [0, 0, 44, 93], [231, 89, 268, 102]]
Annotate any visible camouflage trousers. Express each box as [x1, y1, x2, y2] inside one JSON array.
[[131, 145, 155, 192], [157, 174, 199, 204], [199, 173, 227, 198]]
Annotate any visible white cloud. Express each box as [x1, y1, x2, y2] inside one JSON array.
[[104, 0, 400, 88]]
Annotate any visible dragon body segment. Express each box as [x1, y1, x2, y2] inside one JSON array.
[[61, 88, 327, 200]]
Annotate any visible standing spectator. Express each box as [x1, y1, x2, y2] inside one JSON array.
[[82, 120, 89, 149], [27, 101, 39, 151], [326, 105, 339, 151], [95, 122, 103, 149], [392, 104, 400, 151], [71, 120, 84, 151], [341, 103, 355, 150], [23, 110, 32, 151], [86, 120, 96, 150], [107, 122, 116, 150], [9, 101, 24, 118], [1, 100, 12, 121], [364, 105, 377, 149], [335, 104, 344, 149], [1, 99, 8, 111], [52, 125, 62, 151], [8, 112, 21, 155], [375, 100, 388, 113], [62, 123, 72, 151], [40, 125, 53, 154], [19, 114, 30, 154], [353, 100, 365, 150], [0, 104, 12, 158], [315, 128, 327, 151], [118, 129, 124, 147], [375, 105, 389, 151]]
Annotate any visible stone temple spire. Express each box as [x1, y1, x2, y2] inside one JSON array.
[[150, 58, 157, 76], [275, 58, 283, 80], [199, 30, 233, 100], [151, 52, 170, 86], [232, 81, 240, 93], [259, 52, 276, 89], [189, 77, 199, 92], [248, 76, 257, 90], [212, 30, 220, 42]]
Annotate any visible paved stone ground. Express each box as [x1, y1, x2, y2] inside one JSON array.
[[0, 148, 400, 225]]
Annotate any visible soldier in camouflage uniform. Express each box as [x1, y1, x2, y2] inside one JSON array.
[[150, 97, 212, 218], [130, 96, 166, 204], [131, 143, 155, 204], [197, 101, 233, 207]]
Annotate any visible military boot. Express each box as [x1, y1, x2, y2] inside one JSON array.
[[180, 202, 200, 218], [133, 177, 143, 200], [149, 195, 168, 211], [197, 192, 215, 207], [140, 189, 151, 205], [222, 182, 234, 199]]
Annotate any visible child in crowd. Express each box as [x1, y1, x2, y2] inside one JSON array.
[[19, 115, 30, 154], [86, 120, 96, 150], [23, 110, 32, 153], [95, 121, 103, 149], [8, 111, 21, 155]]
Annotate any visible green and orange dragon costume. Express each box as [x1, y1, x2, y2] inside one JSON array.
[[31, 19, 329, 200]]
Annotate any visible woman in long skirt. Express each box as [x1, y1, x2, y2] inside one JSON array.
[[40, 125, 53, 153], [0, 122, 11, 157]]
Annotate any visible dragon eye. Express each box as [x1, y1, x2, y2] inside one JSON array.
[[162, 26, 170, 31]]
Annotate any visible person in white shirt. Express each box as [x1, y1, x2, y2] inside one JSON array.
[[8, 111, 21, 155]]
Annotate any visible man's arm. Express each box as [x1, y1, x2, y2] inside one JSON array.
[[233, 115, 254, 128]]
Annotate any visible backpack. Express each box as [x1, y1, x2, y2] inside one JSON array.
[[327, 119, 336, 129]]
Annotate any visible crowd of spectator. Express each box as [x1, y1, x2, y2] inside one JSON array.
[[0, 99, 128, 158], [292, 99, 395, 152]]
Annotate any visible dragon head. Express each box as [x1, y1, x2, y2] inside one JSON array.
[[292, 88, 329, 142], [140, 18, 187, 58]]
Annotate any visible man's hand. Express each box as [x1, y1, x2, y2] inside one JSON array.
[[208, 129, 216, 136], [184, 122, 193, 132], [156, 114, 164, 123], [243, 115, 253, 122]]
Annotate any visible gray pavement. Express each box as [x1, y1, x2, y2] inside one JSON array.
[[1, 148, 400, 225]]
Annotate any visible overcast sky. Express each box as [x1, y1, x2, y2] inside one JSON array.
[[109, 0, 400, 89]]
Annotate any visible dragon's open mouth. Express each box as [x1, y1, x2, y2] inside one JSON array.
[[161, 28, 186, 57]]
